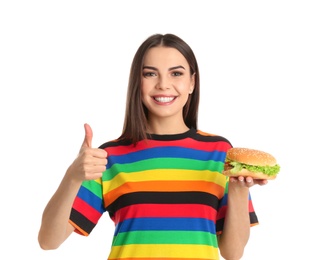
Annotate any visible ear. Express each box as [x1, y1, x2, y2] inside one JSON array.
[[189, 73, 196, 94]]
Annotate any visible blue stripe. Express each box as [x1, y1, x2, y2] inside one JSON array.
[[107, 147, 226, 169], [77, 185, 105, 213], [115, 217, 216, 235]]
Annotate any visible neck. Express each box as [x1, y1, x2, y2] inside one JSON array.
[[147, 119, 189, 135]]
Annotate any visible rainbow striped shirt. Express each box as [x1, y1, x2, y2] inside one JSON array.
[[69, 128, 258, 260]]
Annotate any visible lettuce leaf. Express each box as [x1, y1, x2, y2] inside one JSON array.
[[227, 160, 280, 176]]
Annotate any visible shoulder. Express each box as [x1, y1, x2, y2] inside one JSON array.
[[193, 129, 232, 145], [98, 138, 130, 149], [182, 128, 233, 152]]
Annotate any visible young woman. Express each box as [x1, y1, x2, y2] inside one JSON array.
[[38, 33, 268, 260]]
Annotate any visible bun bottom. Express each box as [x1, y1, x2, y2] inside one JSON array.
[[223, 169, 277, 180]]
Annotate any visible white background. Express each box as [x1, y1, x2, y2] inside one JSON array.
[[1, 1, 310, 259]]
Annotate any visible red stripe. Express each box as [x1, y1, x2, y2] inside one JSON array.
[[72, 197, 101, 224], [112, 203, 217, 224], [248, 200, 255, 212], [105, 139, 230, 156]]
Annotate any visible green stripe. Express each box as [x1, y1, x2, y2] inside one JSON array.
[[112, 230, 218, 247], [104, 158, 223, 181], [82, 179, 102, 198]]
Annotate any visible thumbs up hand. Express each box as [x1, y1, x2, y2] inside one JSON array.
[[68, 123, 108, 181], [81, 123, 93, 149]]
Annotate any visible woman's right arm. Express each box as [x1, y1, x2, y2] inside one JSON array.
[[37, 167, 82, 250], [38, 124, 108, 250]]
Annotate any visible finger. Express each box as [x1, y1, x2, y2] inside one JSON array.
[[82, 123, 93, 148], [229, 177, 238, 183], [93, 149, 108, 159], [84, 164, 107, 174], [245, 177, 253, 183], [85, 155, 108, 166], [257, 179, 268, 186]]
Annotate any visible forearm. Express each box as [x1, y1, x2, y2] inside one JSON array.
[[218, 186, 250, 260], [38, 167, 82, 250]]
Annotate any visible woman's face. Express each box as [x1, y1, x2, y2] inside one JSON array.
[[141, 46, 195, 123]]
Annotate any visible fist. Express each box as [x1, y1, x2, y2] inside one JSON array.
[[70, 123, 108, 181]]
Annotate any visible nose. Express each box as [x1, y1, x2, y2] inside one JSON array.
[[156, 76, 171, 90]]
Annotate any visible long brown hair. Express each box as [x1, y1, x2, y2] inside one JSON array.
[[119, 33, 200, 144]]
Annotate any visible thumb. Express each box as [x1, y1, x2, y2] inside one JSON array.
[[82, 123, 93, 148]]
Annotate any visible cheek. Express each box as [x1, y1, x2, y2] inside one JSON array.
[[141, 85, 148, 100], [140, 85, 150, 106], [178, 82, 193, 94], [141, 79, 152, 92], [141, 78, 156, 98]]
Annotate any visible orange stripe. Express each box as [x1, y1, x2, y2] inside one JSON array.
[[69, 220, 89, 236], [104, 180, 224, 207]]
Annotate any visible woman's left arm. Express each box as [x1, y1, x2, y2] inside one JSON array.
[[218, 177, 267, 260]]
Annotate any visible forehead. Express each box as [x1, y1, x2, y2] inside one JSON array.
[[143, 46, 189, 68]]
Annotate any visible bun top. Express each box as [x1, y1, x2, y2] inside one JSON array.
[[226, 147, 277, 166]]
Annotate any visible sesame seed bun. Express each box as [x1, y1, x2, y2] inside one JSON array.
[[226, 147, 277, 167], [223, 147, 279, 180]]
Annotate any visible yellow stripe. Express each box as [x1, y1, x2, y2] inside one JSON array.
[[108, 244, 219, 259], [102, 169, 226, 195]]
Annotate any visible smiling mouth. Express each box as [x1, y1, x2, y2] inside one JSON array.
[[153, 96, 176, 103]]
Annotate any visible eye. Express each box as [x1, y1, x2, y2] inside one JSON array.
[[143, 71, 157, 77], [172, 71, 183, 76]]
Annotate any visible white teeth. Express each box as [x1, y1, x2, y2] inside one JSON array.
[[154, 97, 174, 103]]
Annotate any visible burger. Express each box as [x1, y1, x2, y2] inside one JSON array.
[[223, 147, 280, 180]]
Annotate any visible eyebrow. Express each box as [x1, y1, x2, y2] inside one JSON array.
[[143, 65, 186, 71]]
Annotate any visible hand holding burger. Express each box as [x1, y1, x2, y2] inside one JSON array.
[[223, 147, 280, 180]]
